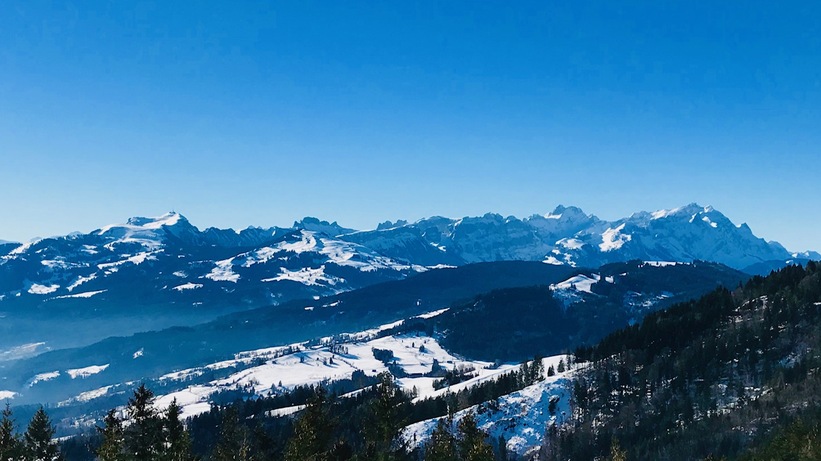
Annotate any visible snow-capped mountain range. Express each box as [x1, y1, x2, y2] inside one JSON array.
[[1, 204, 815, 309], [0, 204, 816, 354], [347, 203, 818, 270]]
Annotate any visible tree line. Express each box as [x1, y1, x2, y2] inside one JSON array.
[[55, 365, 548, 460]]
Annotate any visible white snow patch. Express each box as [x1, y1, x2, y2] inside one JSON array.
[[67, 274, 98, 292], [543, 256, 564, 265], [53, 290, 107, 299], [551, 274, 600, 293], [0, 342, 46, 361], [41, 259, 77, 270], [66, 364, 110, 379], [261, 265, 343, 287], [9, 240, 39, 256], [0, 391, 16, 400], [205, 259, 240, 283], [557, 238, 584, 250], [426, 264, 456, 270], [71, 386, 113, 403], [173, 283, 203, 292], [27, 283, 60, 295], [97, 252, 158, 271], [133, 349, 144, 359], [29, 371, 60, 386], [599, 223, 631, 252], [266, 405, 306, 418], [415, 308, 449, 319]]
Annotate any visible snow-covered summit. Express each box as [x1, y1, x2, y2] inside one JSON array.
[[100, 211, 187, 233], [125, 211, 185, 229], [94, 211, 196, 244]]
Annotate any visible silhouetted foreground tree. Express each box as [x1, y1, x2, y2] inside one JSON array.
[[96, 384, 195, 461], [0, 403, 61, 461]]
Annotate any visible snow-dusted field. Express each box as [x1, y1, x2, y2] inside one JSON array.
[[152, 328, 513, 419], [48, 309, 577, 455]]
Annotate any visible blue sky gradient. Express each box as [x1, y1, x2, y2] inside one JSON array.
[[1, 1, 820, 251]]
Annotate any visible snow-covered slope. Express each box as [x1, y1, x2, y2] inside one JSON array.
[[37, 314, 522, 425], [39, 312, 575, 454], [405, 356, 575, 459], [563, 204, 792, 269]]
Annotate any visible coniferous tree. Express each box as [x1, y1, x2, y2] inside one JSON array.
[[124, 384, 163, 461], [456, 413, 494, 461], [529, 356, 544, 384], [162, 400, 193, 461], [212, 406, 250, 461], [424, 419, 456, 461], [96, 409, 125, 461], [608, 439, 627, 461], [496, 435, 508, 461], [361, 373, 408, 461], [250, 424, 279, 461], [284, 387, 333, 461], [23, 406, 60, 461], [0, 403, 23, 461]]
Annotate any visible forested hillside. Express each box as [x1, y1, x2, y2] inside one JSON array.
[[13, 262, 817, 460], [546, 263, 821, 460]]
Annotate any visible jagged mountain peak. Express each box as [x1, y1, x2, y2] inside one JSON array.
[[649, 202, 710, 219], [292, 217, 355, 237], [545, 204, 592, 220], [376, 219, 409, 231]]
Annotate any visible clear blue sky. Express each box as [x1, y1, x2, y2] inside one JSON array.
[[1, 1, 819, 251]]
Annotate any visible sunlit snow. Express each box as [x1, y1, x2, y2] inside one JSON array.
[[66, 364, 110, 379], [53, 290, 107, 299], [261, 265, 343, 287], [173, 283, 203, 291], [205, 259, 240, 283], [27, 283, 60, 295], [599, 224, 631, 252], [67, 273, 98, 292], [551, 274, 600, 293], [405, 356, 574, 458], [29, 371, 60, 387]]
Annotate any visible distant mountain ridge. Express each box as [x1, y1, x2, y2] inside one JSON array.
[[340, 203, 818, 271], [0, 204, 816, 355]]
